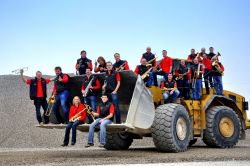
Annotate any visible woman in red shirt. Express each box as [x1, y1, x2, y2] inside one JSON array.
[[62, 96, 87, 146]]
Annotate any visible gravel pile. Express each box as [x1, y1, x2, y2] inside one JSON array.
[[0, 75, 155, 149], [0, 75, 90, 148]]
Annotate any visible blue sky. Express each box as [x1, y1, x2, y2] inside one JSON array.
[[0, 0, 250, 101]]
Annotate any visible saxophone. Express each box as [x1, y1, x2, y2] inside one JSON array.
[[116, 63, 126, 71], [212, 61, 224, 75], [83, 77, 94, 97], [146, 57, 157, 67], [70, 105, 95, 122], [141, 67, 153, 80]]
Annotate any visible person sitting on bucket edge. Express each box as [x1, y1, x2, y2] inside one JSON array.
[[85, 94, 115, 148], [61, 96, 87, 147]]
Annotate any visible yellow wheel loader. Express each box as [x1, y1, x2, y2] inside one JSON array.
[[38, 59, 250, 152]]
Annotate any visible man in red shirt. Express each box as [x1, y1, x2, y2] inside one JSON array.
[[113, 53, 130, 71], [153, 50, 173, 86], [85, 94, 114, 148], [21, 70, 52, 124], [52, 66, 70, 124], [61, 96, 87, 146], [102, 61, 121, 123], [202, 54, 213, 94]]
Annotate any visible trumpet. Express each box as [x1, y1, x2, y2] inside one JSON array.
[[12, 67, 28, 74], [45, 95, 56, 117]]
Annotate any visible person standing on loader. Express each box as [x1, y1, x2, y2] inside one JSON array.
[[75, 50, 93, 75], [211, 57, 224, 95], [52, 66, 70, 124], [175, 59, 190, 99], [113, 53, 130, 71], [141, 47, 156, 67], [20, 70, 52, 124], [102, 61, 121, 123], [81, 68, 101, 123], [191, 58, 204, 100], [152, 50, 173, 86]]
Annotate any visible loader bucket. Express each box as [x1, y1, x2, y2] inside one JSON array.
[[125, 76, 155, 130], [47, 70, 155, 132]]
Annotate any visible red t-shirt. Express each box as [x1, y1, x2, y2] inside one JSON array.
[[26, 79, 50, 97], [69, 104, 87, 122], [96, 103, 115, 116], [160, 56, 173, 73], [202, 58, 212, 70]]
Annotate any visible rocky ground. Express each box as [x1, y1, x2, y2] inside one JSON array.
[[1, 75, 250, 166]]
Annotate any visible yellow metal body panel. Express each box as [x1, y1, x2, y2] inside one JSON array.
[[150, 86, 250, 136]]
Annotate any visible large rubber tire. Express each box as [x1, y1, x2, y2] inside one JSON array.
[[151, 104, 191, 152], [203, 106, 240, 148], [104, 132, 133, 150]]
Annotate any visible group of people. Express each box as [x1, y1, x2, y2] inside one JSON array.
[[20, 46, 224, 147]]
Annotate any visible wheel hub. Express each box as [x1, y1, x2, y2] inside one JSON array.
[[219, 117, 235, 138], [176, 117, 187, 141]]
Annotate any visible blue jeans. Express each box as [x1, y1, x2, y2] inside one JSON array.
[[153, 71, 168, 86], [85, 95, 97, 123], [53, 90, 69, 123], [34, 98, 49, 123], [193, 79, 202, 100], [87, 118, 112, 145], [144, 72, 154, 87], [63, 120, 83, 145], [163, 89, 180, 103], [213, 76, 223, 95], [108, 93, 121, 123]]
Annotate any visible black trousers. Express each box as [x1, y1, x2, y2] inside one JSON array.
[[204, 70, 214, 94], [34, 98, 49, 123], [64, 120, 84, 145], [177, 79, 190, 99]]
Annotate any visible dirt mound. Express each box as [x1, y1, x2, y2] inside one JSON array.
[[0, 75, 88, 148]]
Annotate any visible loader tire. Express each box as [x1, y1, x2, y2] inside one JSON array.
[[203, 106, 240, 148], [104, 132, 133, 150], [151, 104, 190, 152]]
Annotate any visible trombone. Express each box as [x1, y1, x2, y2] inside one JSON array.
[[44, 95, 56, 117], [12, 67, 28, 74]]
